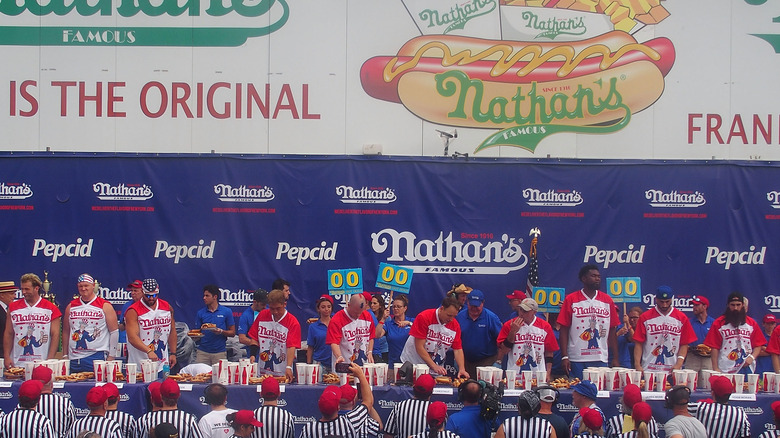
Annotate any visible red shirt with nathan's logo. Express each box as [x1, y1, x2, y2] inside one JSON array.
[[497, 316, 559, 373], [633, 307, 697, 371], [8, 297, 61, 364], [704, 316, 765, 373], [127, 299, 173, 369], [67, 296, 112, 359], [557, 290, 619, 363], [400, 308, 462, 368], [249, 309, 301, 376], [326, 309, 375, 366]]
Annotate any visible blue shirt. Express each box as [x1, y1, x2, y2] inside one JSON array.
[[237, 307, 258, 336], [456, 307, 502, 362], [195, 304, 235, 353], [446, 405, 493, 438], [613, 323, 634, 368], [757, 328, 775, 374], [306, 319, 331, 367], [372, 319, 389, 355], [118, 300, 135, 343], [386, 316, 414, 366], [689, 315, 715, 347]]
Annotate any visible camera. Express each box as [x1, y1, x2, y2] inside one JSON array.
[[335, 362, 352, 373]]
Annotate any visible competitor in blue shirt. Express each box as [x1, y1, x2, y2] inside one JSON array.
[[237, 289, 268, 357], [456, 289, 502, 378], [195, 284, 236, 365]]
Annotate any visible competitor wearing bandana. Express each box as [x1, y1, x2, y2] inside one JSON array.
[[63, 273, 120, 372], [125, 279, 177, 372], [3, 273, 61, 369]]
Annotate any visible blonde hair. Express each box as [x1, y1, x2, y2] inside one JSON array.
[[20, 273, 42, 289]]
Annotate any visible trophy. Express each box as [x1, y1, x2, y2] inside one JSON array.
[[42, 270, 57, 304]]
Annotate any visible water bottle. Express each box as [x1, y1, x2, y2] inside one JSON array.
[[162, 362, 170, 380]]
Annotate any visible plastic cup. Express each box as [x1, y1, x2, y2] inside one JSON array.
[[642, 371, 654, 391], [227, 363, 239, 385], [733, 373, 745, 393], [23, 362, 35, 381], [522, 370, 533, 390], [536, 370, 547, 386], [747, 374, 759, 394], [604, 369, 617, 391], [375, 365, 386, 386], [476, 366, 488, 382], [126, 363, 137, 384], [58, 359, 69, 377], [413, 364, 429, 380], [105, 361, 118, 383], [490, 368, 502, 386], [93, 360, 106, 382], [685, 370, 697, 391], [296, 363, 306, 384], [394, 363, 403, 383], [218, 359, 229, 378], [505, 369, 517, 390], [141, 360, 157, 382], [673, 370, 687, 387], [339, 373, 349, 386], [655, 371, 667, 392]]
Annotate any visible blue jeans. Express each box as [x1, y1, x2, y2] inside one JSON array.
[[570, 360, 607, 380], [70, 351, 108, 373]]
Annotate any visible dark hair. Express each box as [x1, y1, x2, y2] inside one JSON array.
[[253, 289, 268, 304], [666, 385, 691, 407], [441, 296, 460, 310], [204, 383, 228, 406], [203, 284, 220, 298], [225, 412, 239, 428], [19, 394, 39, 409], [578, 264, 599, 281], [271, 278, 290, 291], [393, 295, 409, 307], [371, 295, 386, 321]]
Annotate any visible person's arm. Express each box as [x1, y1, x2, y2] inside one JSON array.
[[3, 312, 14, 368], [167, 310, 177, 367], [633, 342, 644, 372], [306, 346, 314, 364], [285, 346, 295, 380], [559, 325, 570, 375], [494, 424, 506, 438], [331, 343, 344, 364], [367, 339, 375, 363], [62, 305, 71, 359], [414, 337, 445, 375], [126, 308, 154, 360], [673, 344, 688, 370], [453, 348, 469, 379], [47, 316, 60, 360], [350, 362, 382, 428], [238, 333, 258, 347], [608, 326, 619, 367], [710, 347, 721, 372], [745, 345, 763, 369], [218, 324, 236, 338], [104, 302, 119, 361], [772, 353, 780, 373]]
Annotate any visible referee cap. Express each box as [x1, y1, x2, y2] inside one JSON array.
[[427, 401, 448, 429], [19, 379, 43, 400], [234, 410, 263, 428], [580, 407, 603, 430], [318, 386, 340, 416], [86, 386, 108, 407], [160, 378, 181, 399], [772, 400, 780, 419], [31, 365, 53, 385], [339, 384, 357, 403], [623, 384, 642, 409], [148, 381, 163, 407], [632, 402, 653, 423], [709, 375, 734, 398], [414, 374, 435, 397], [103, 382, 120, 400], [261, 377, 280, 398]]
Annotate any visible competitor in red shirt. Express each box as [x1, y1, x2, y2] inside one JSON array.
[[248, 289, 301, 381], [125, 278, 177, 371], [704, 292, 765, 375], [3, 273, 61, 369], [326, 293, 375, 367], [633, 286, 697, 372]]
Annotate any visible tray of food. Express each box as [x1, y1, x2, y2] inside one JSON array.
[[4, 367, 24, 380]]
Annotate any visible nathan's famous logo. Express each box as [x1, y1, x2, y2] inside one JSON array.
[[523, 188, 582, 207], [336, 185, 397, 204], [0, 0, 289, 47], [96, 285, 132, 306], [93, 182, 153, 201], [415, 0, 497, 34], [768, 191, 780, 208], [214, 184, 274, 203], [370, 228, 527, 274], [360, 1, 675, 154], [520, 9, 586, 39], [645, 190, 706, 208], [0, 182, 33, 200]]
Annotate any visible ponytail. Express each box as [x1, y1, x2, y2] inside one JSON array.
[[636, 421, 650, 438]]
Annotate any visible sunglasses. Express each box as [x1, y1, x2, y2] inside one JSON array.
[[144, 293, 159, 298]]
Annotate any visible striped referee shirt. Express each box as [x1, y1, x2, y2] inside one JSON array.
[[499, 416, 552, 438], [37, 392, 77, 437], [383, 398, 430, 438], [342, 404, 380, 438], [758, 429, 780, 438], [0, 407, 57, 438], [66, 414, 123, 438], [136, 409, 204, 438], [689, 402, 750, 438], [299, 416, 357, 438], [606, 414, 659, 438], [105, 409, 139, 438], [251, 405, 295, 438], [410, 431, 461, 438]]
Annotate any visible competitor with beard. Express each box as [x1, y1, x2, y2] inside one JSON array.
[[703, 292, 765, 376]]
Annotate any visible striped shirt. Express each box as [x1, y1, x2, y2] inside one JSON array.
[[614, 432, 659, 438], [499, 416, 552, 438], [251, 405, 294, 438], [299, 416, 357, 438], [66, 415, 123, 438], [36, 392, 77, 438], [0, 407, 56, 438], [342, 404, 380, 438], [136, 409, 203, 438], [105, 409, 139, 438], [758, 430, 780, 438], [410, 431, 461, 438], [606, 414, 659, 438], [383, 399, 430, 438], [689, 402, 750, 438]]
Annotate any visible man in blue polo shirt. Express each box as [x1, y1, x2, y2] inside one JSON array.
[[684, 294, 714, 388], [456, 289, 502, 378], [195, 284, 236, 365], [237, 289, 268, 357]]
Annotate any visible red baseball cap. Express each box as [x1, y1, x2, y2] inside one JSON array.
[[580, 407, 603, 430], [31, 365, 53, 384], [506, 290, 527, 301], [19, 380, 43, 400], [86, 386, 108, 407], [632, 402, 653, 423], [623, 384, 642, 409], [709, 375, 734, 398], [318, 386, 340, 415], [261, 377, 280, 398], [772, 400, 780, 419], [317, 294, 334, 305], [340, 384, 357, 403], [160, 378, 181, 399], [234, 410, 263, 427], [148, 381, 163, 407], [414, 374, 435, 397], [127, 280, 143, 289], [102, 382, 120, 400], [690, 295, 709, 307], [427, 401, 448, 428], [361, 292, 373, 303], [765, 314, 777, 324]]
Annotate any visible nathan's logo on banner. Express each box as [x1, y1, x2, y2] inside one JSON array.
[[0, 391, 12, 400], [336, 185, 397, 204], [276, 241, 338, 266], [219, 288, 254, 307], [32, 238, 93, 262], [154, 239, 215, 264], [523, 188, 583, 207], [371, 228, 527, 274], [96, 285, 132, 305], [768, 191, 780, 208], [583, 244, 645, 268], [360, 2, 675, 154], [764, 295, 780, 313], [705, 245, 766, 270], [214, 184, 274, 203], [93, 182, 153, 201], [410, 0, 497, 34], [0, 0, 289, 47], [0, 182, 33, 200], [645, 190, 706, 208]]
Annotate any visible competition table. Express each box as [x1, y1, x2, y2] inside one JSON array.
[[0, 380, 773, 437]]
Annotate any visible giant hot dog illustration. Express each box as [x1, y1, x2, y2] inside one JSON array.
[[359, 1, 676, 152]]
